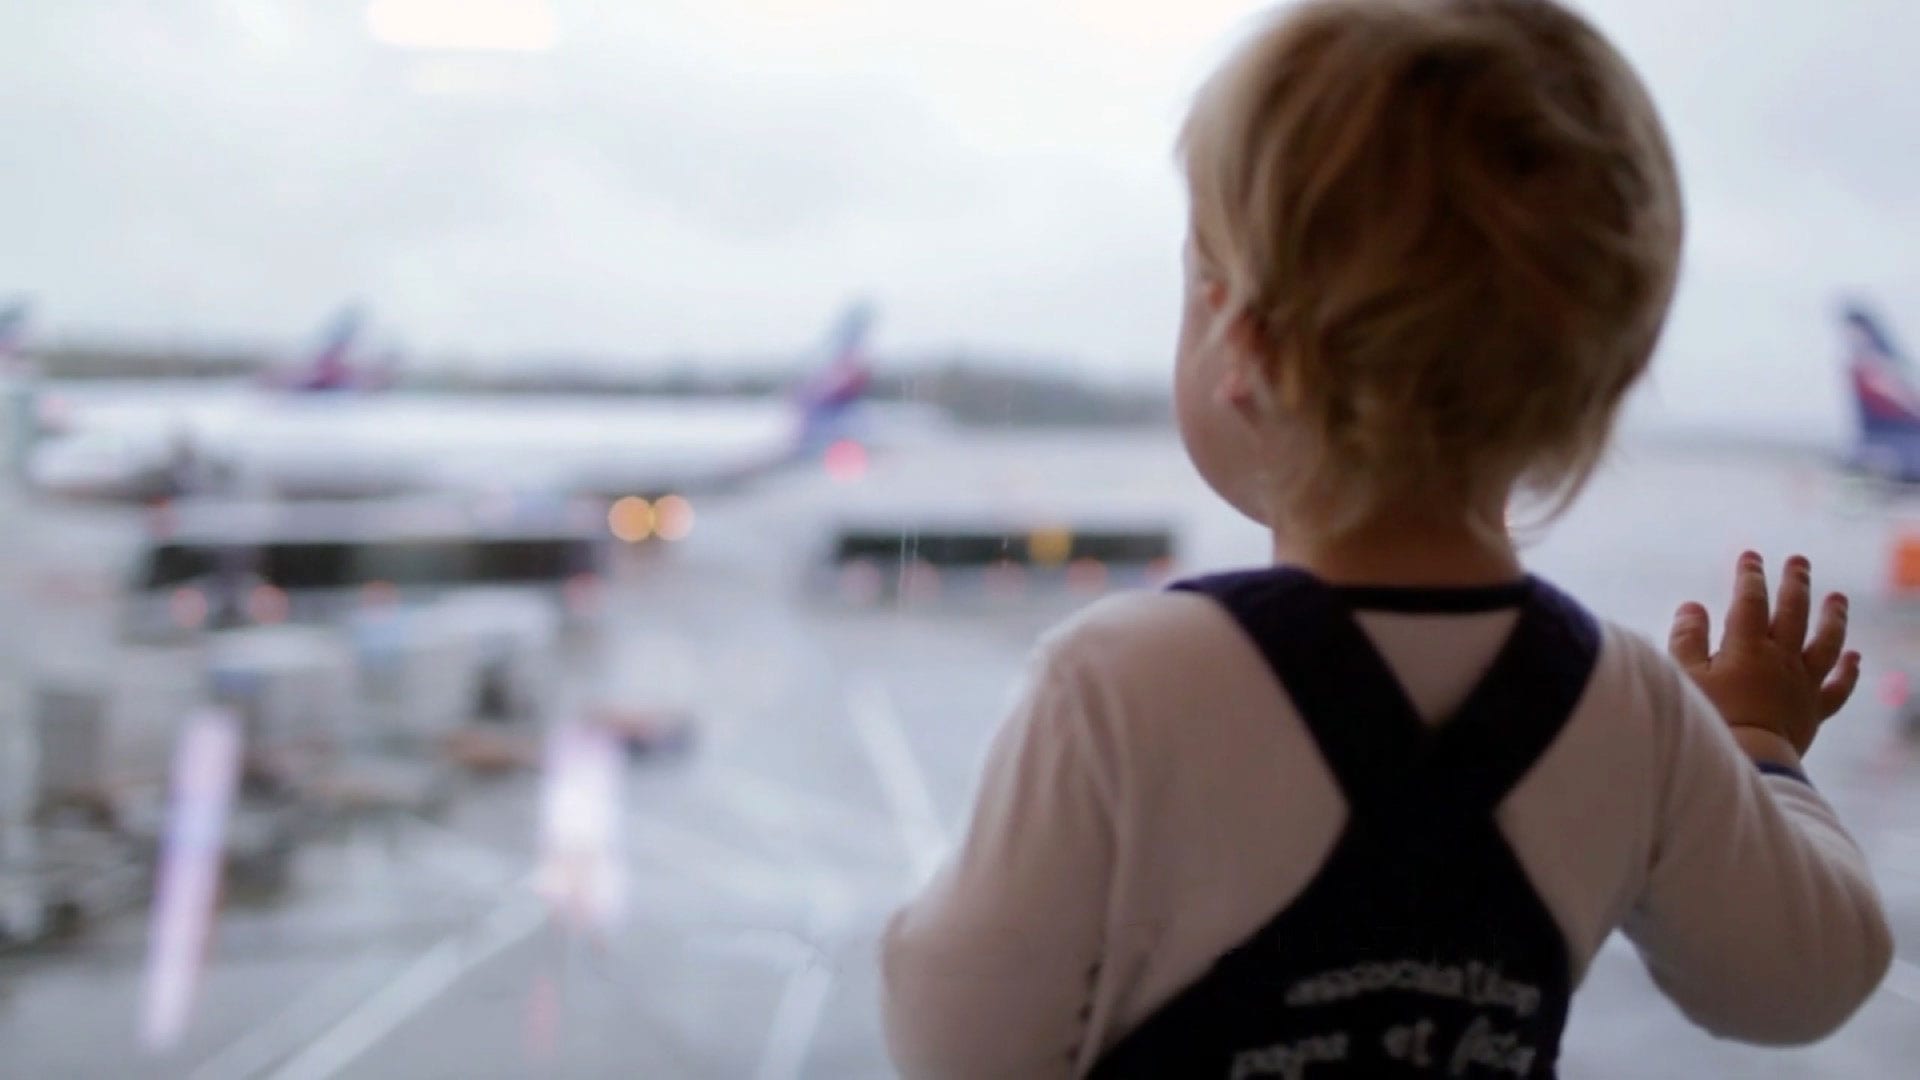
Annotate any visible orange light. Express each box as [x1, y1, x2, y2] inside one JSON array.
[[1066, 558, 1109, 595], [823, 439, 869, 483], [247, 584, 291, 625], [169, 587, 209, 631], [1893, 532, 1920, 593], [1028, 527, 1073, 568], [607, 496, 656, 544], [653, 496, 695, 542]]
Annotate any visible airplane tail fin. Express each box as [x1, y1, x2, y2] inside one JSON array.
[[267, 305, 369, 392], [792, 299, 876, 446], [1843, 302, 1920, 439]]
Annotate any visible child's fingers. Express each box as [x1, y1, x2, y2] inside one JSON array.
[[1722, 552, 1771, 648], [1772, 555, 1812, 647], [1668, 602, 1711, 667], [1818, 651, 1863, 720], [1803, 593, 1850, 679]]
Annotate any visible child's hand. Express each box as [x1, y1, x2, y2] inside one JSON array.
[[1668, 552, 1862, 758]]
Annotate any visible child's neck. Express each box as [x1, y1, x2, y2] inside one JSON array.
[[1272, 508, 1523, 589]]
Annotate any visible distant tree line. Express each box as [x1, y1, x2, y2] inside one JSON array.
[[27, 342, 1171, 428], [32, 342, 261, 380], [867, 364, 1171, 427]]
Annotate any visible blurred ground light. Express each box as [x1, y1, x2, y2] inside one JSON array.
[[247, 584, 291, 625], [901, 559, 942, 603], [563, 572, 602, 618], [1883, 670, 1912, 709], [984, 559, 1028, 600], [824, 439, 870, 484], [1028, 526, 1073, 568], [608, 496, 656, 544], [839, 558, 885, 605], [1066, 558, 1109, 595], [169, 586, 208, 631], [654, 496, 695, 543]]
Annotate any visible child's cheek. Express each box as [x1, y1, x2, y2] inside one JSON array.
[[1176, 377, 1268, 526]]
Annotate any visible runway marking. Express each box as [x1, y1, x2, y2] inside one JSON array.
[[689, 767, 868, 1080], [752, 954, 837, 1080], [705, 763, 899, 857], [846, 675, 948, 884], [625, 810, 799, 900], [690, 926, 816, 968], [266, 875, 548, 1080], [693, 765, 876, 945], [189, 953, 398, 1080]]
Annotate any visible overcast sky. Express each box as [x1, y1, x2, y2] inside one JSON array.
[[2, 0, 1917, 431]]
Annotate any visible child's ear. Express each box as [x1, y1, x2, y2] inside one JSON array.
[[1214, 311, 1277, 421], [1201, 277, 1232, 316]]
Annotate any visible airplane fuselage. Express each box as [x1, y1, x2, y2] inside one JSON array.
[[29, 386, 813, 503]]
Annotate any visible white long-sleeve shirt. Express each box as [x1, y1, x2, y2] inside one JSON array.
[[880, 587, 1893, 1078]]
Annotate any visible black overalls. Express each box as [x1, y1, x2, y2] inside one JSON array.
[[1090, 568, 1600, 1079]]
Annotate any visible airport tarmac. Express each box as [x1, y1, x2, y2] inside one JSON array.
[[6, 429, 1920, 1077]]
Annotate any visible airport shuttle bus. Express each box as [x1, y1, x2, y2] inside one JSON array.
[[123, 497, 611, 642]]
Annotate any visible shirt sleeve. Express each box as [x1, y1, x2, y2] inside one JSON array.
[[1622, 664, 1893, 1045], [880, 644, 1115, 1079]]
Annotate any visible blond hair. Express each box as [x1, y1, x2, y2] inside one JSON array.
[[1181, 0, 1683, 536]]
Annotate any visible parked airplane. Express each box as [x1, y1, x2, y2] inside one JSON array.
[[30, 304, 384, 445], [27, 301, 876, 504], [258, 305, 384, 393], [1842, 302, 1920, 486]]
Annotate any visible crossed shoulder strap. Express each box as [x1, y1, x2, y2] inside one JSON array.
[[1173, 568, 1601, 821]]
